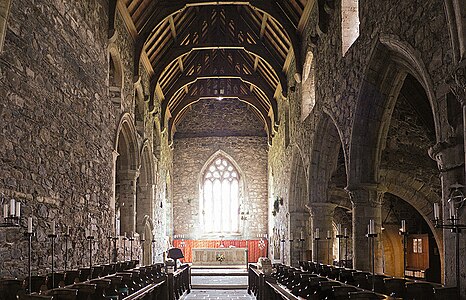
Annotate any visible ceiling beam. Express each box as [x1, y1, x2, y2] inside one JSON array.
[[136, 0, 302, 75], [160, 74, 278, 131], [150, 43, 287, 95]]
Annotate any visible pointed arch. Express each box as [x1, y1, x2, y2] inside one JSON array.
[[108, 44, 124, 107], [136, 140, 155, 235], [309, 112, 348, 205], [114, 113, 139, 170], [199, 150, 244, 235], [348, 36, 440, 187]]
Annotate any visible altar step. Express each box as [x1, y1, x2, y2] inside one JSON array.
[[190, 267, 248, 289]]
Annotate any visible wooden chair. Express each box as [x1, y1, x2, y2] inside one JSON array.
[[352, 272, 371, 290], [71, 283, 96, 300], [0, 278, 23, 300], [348, 291, 380, 299], [405, 282, 435, 299], [64, 271, 80, 285], [384, 277, 407, 298], [331, 286, 358, 300], [46, 288, 78, 300]]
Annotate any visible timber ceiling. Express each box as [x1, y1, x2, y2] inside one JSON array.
[[118, 0, 316, 144]]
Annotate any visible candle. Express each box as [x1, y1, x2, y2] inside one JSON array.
[[300, 230, 304, 240], [66, 226, 70, 235], [344, 228, 348, 237], [51, 221, 56, 235], [315, 228, 320, 239], [28, 217, 33, 233], [401, 220, 406, 233], [15, 201, 20, 217], [142, 233, 145, 241], [3, 203, 8, 218], [290, 233, 294, 240], [85, 228, 90, 237], [10, 199, 15, 216], [449, 201, 457, 220], [337, 224, 342, 235], [327, 230, 331, 239], [124, 232, 127, 238], [433, 202, 440, 220], [369, 219, 375, 235]]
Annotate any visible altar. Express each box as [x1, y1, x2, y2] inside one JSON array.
[[192, 247, 248, 266]]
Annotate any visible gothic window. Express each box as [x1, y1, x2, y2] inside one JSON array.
[[201, 156, 240, 234], [341, 0, 360, 56]]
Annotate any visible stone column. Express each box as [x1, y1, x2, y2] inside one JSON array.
[[429, 138, 465, 293], [119, 169, 140, 235], [346, 184, 385, 272], [309, 203, 337, 265], [136, 183, 155, 233]]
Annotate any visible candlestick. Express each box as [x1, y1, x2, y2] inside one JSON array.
[[24, 231, 33, 293], [337, 224, 342, 235], [51, 221, 56, 235], [327, 230, 331, 239], [344, 228, 348, 237], [401, 220, 406, 233], [369, 219, 375, 235], [433, 202, 440, 220], [315, 228, 320, 239], [9, 199, 15, 216], [15, 201, 20, 217], [28, 217, 33, 233]]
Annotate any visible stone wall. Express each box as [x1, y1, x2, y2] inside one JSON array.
[[173, 136, 268, 239], [268, 0, 452, 270], [0, 0, 112, 277]]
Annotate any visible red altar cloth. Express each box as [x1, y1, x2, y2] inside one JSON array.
[[172, 239, 268, 263]]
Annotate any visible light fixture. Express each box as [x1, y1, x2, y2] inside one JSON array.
[[1, 193, 21, 228]]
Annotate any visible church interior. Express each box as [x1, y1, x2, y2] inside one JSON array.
[[1, 0, 466, 299]]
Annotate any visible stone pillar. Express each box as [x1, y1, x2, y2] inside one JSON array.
[[309, 203, 336, 265], [119, 169, 140, 235], [136, 183, 155, 233], [430, 138, 465, 293], [346, 184, 384, 272]]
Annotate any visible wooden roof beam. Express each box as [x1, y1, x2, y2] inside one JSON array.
[[136, 0, 302, 75]]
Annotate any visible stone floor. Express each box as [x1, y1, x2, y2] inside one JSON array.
[[182, 290, 254, 299]]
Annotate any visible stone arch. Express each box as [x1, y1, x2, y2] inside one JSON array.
[[114, 113, 140, 235], [288, 146, 309, 266], [301, 49, 316, 121], [379, 168, 444, 280], [136, 140, 155, 236], [309, 112, 348, 204], [349, 36, 440, 187], [0, 0, 12, 53], [108, 44, 124, 107], [443, 0, 466, 62], [198, 150, 246, 236]]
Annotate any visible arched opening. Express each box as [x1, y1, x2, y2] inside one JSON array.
[[301, 50, 316, 121], [380, 193, 441, 283], [309, 113, 349, 265], [115, 116, 139, 236], [341, 0, 359, 56], [288, 148, 308, 266], [200, 153, 241, 235], [136, 142, 155, 260]]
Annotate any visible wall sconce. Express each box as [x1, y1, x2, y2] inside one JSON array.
[[1, 193, 21, 228]]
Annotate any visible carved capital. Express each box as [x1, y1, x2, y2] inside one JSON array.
[[428, 138, 464, 172], [306, 202, 337, 218], [345, 183, 386, 207]]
